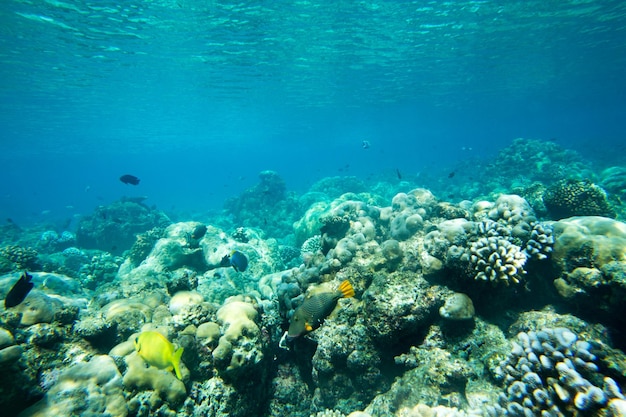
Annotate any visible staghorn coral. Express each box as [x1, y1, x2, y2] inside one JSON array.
[[489, 327, 625, 417], [543, 179, 615, 220]]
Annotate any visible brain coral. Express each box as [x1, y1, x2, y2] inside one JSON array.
[[543, 179, 615, 219]]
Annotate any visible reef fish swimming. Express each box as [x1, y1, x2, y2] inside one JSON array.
[[120, 174, 140, 185], [287, 280, 355, 340], [4, 271, 34, 309], [221, 250, 248, 272], [134, 331, 184, 379]]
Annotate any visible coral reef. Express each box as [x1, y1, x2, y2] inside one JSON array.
[[123, 350, 187, 405], [3, 140, 626, 417], [525, 222, 554, 261], [76, 200, 171, 255], [467, 236, 527, 285], [439, 293, 475, 321], [0, 245, 40, 273], [128, 226, 165, 265], [224, 170, 303, 240], [424, 196, 550, 288], [543, 179, 615, 219], [484, 138, 591, 185], [489, 327, 625, 416], [211, 297, 264, 381], [550, 216, 626, 327], [37, 230, 76, 253], [19, 355, 127, 417]]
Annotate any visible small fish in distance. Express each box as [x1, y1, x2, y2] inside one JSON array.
[[5, 271, 34, 308], [120, 174, 140, 185]]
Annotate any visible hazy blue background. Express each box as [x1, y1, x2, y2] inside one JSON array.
[[1, 0, 625, 224]]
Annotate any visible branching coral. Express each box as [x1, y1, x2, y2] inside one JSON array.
[[467, 237, 527, 285], [489, 327, 625, 416]]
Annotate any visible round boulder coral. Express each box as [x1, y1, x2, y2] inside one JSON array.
[[543, 179, 615, 219], [439, 293, 475, 321]]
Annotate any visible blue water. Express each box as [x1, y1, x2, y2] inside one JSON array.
[[1, 0, 625, 224]]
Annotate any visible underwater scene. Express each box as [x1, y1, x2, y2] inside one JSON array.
[[2, 1, 626, 416]]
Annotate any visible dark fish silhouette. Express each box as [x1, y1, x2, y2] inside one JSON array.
[[190, 224, 207, 239], [120, 174, 140, 185], [396, 168, 402, 180], [5, 271, 34, 308], [220, 250, 248, 272], [448, 171, 456, 178]]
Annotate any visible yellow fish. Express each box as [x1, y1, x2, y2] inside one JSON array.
[[134, 331, 184, 379]]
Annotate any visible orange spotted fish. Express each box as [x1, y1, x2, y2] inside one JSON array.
[[287, 280, 354, 340]]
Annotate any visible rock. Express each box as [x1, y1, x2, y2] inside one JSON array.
[[0, 345, 22, 365], [439, 293, 475, 321]]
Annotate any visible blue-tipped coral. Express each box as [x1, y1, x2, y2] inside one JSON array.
[[489, 327, 624, 416]]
